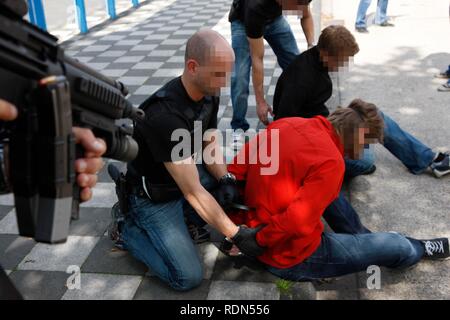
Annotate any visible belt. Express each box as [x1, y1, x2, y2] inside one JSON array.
[[126, 182, 148, 198]]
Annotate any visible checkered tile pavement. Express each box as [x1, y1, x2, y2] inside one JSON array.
[[51, 0, 161, 43], [0, 0, 325, 300]]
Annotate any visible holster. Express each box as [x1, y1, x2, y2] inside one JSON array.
[[115, 173, 129, 216]]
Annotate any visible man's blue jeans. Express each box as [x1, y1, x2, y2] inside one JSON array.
[[355, 0, 389, 28], [344, 111, 436, 177], [267, 231, 424, 281], [121, 165, 216, 291], [230, 16, 300, 131]]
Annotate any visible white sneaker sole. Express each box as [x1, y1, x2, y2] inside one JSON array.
[[437, 85, 450, 92], [432, 168, 450, 178]]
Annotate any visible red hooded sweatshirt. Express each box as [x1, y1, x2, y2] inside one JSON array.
[[227, 116, 345, 269]]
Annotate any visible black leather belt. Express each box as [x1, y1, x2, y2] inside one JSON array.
[[127, 182, 148, 198]]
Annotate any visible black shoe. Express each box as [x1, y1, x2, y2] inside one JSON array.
[[430, 152, 450, 178], [379, 21, 395, 27], [420, 238, 450, 260], [355, 27, 369, 33], [188, 224, 210, 244], [108, 202, 126, 250]]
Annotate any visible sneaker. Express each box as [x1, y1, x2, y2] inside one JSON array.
[[230, 131, 245, 151], [435, 71, 450, 79], [187, 224, 210, 244], [355, 27, 369, 33], [108, 202, 126, 250], [378, 21, 395, 27], [430, 152, 450, 178], [437, 82, 450, 92], [420, 238, 450, 260]]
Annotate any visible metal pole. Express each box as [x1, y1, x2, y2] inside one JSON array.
[[74, 0, 88, 34], [106, 0, 117, 20], [27, 0, 47, 31]]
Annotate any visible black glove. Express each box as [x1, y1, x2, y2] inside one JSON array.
[[231, 225, 266, 258], [213, 175, 240, 210]]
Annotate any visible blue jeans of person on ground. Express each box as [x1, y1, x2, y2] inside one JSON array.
[[269, 159, 425, 281], [268, 162, 426, 281], [344, 111, 436, 177], [121, 165, 217, 291], [355, 0, 389, 28], [266, 231, 425, 282], [231, 16, 300, 131]]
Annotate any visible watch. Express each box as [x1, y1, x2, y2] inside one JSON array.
[[219, 173, 236, 184]]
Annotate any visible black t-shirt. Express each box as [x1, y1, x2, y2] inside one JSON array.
[[273, 46, 332, 120], [129, 77, 219, 185], [229, 0, 282, 39], [229, 0, 312, 39]]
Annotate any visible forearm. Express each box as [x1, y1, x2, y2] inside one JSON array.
[[252, 58, 266, 104], [185, 187, 239, 238], [301, 16, 315, 47], [203, 135, 228, 180]]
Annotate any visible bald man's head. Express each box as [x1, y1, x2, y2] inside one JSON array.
[[185, 29, 233, 66], [183, 29, 235, 96]]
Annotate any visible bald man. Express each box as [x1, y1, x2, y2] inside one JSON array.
[[120, 29, 265, 291]]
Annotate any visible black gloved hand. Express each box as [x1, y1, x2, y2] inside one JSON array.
[[213, 176, 240, 210], [231, 225, 266, 258]]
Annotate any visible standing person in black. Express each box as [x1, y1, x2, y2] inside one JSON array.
[[118, 29, 265, 292], [229, 0, 315, 150]]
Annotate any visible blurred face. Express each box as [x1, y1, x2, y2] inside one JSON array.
[[344, 126, 379, 160], [320, 50, 354, 72], [195, 48, 235, 96], [277, 0, 309, 15]]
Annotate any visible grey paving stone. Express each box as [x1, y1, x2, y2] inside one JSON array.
[[314, 274, 360, 300], [80, 183, 116, 208], [0, 234, 36, 270], [207, 280, 280, 300], [9, 270, 69, 300], [0, 209, 18, 234], [357, 263, 450, 300], [198, 243, 219, 280], [69, 207, 111, 237], [18, 236, 99, 272], [82, 236, 148, 276], [133, 277, 211, 300], [123, 69, 156, 77], [280, 282, 317, 300], [0, 205, 13, 221], [211, 251, 278, 283], [0, 192, 13, 205], [61, 273, 142, 300]]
